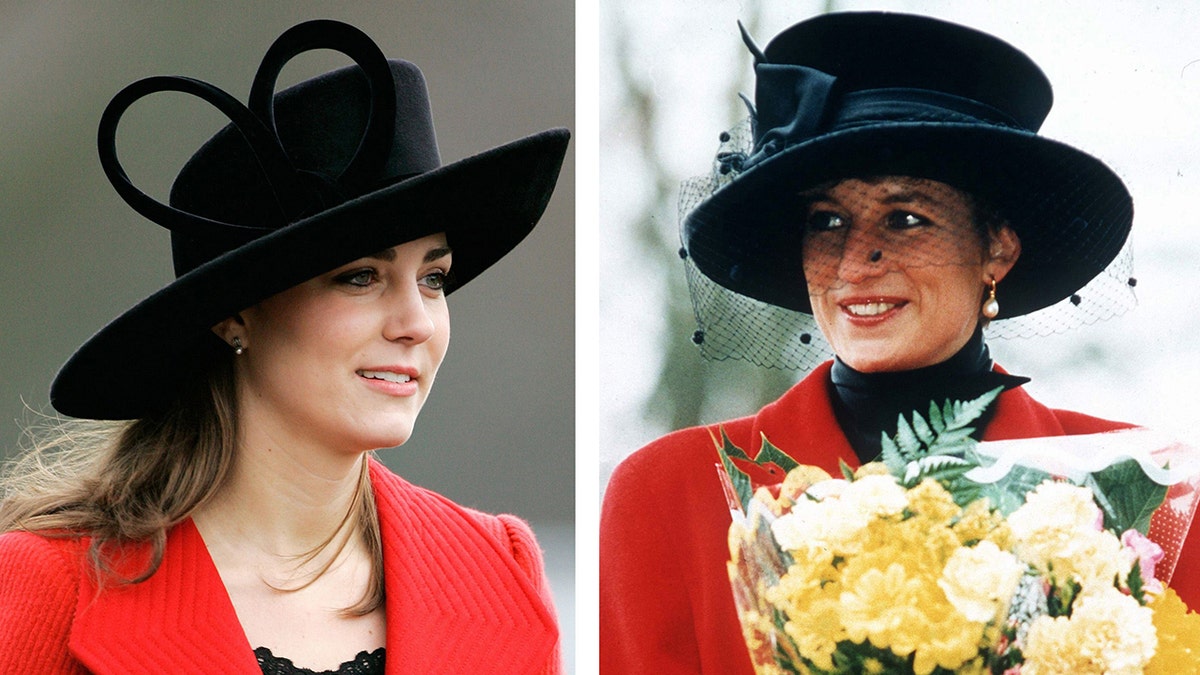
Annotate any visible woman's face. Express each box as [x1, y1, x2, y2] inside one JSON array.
[[801, 177, 1019, 372], [219, 233, 452, 455]]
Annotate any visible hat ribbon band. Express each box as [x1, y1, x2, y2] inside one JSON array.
[[744, 63, 1024, 172]]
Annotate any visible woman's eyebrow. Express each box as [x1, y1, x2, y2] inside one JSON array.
[[878, 189, 939, 206], [359, 245, 451, 264], [366, 249, 397, 262], [424, 246, 452, 263]]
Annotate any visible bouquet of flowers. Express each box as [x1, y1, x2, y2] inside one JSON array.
[[720, 388, 1200, 674]]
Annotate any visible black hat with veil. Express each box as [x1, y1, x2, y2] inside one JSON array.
[[678, 12, 1135, 370]]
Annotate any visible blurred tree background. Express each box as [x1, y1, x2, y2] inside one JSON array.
[[599, 0, 1200, 494]]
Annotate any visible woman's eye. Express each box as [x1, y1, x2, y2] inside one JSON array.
[[420, 271, 448, 291], [805, 211, 846, 232], [336, 269, 377, 287], [888, 211, 928, 229]]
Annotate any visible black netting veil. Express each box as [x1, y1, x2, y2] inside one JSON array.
[[678, 118, 1137, 372]]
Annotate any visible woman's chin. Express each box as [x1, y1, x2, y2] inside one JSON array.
[[348, 423, 415, 453], [836, 343, 930, 373]]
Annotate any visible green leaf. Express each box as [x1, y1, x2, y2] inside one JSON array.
[[880, 433, 905, 475], [927, 400, 945, 433], [895, 414, 921, 459], [839, 458, 856, 481], [755, 435, 800, 474], [716, 429, 754, 513], [714, 429, 807, 514], [943, 386, 1003, 433], [1083, 458, 1170, 535], [881, 387, 1006, 500], [912, 412, 935, 446], [975, 464, 1054, 515], [1127, 560, 1147, 605]]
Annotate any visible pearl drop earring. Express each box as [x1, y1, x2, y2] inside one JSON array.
[[982, 279, 999, 319]]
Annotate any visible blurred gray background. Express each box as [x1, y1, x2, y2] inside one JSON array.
[[600, 0, 1200, 494], [0, 1, 574, 668]]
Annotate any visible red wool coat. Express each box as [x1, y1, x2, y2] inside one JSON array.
[[0, 460, 560, 675], [600, 361, 1200, 674]]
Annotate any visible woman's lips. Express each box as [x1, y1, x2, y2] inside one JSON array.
[[838, 298, 908, 323], [357, 368, 419, 396]]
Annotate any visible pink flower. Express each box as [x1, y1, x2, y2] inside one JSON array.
[[1003, 668, 1022, 675], [1120, 529, 1164, 593]]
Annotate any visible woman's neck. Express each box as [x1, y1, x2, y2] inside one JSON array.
[[829, 326, 1028, 463], [191, 406, 369, 567]]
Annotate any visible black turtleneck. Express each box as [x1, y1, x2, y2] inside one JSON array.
[[828, 326, 1030, 464]]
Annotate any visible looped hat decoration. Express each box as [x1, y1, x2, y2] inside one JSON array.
[[51, 19, 570, 420], [681, 12, 1133, 320]]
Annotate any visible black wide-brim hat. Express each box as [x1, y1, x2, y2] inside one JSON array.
[[51, 20, 569, 420], [683, 12, 1132, 317]]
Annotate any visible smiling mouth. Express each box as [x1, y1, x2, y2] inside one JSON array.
[[842, 301, 903, 317], [357, 370, 413, 384]]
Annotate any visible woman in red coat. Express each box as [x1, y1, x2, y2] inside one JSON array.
[[601, 12, 1198, 674], [0, 20, 569, 675]]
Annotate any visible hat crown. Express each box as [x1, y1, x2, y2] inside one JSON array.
[[96, 19, 443, 278], [757, 12, 1053, 132], [681, 12, 1132, 326], [168, 59, 441, 276]]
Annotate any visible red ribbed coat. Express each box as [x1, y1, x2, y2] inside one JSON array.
[[0, 460, 560, 674], [600, 361, 1199, 674]]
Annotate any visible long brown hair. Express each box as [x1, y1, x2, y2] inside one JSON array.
[[0, 356, 384, 615]]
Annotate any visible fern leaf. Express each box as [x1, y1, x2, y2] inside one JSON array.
[[894, 414, 922, 459], [912, 413, 935, 446], [881, 433, 905, 475], [927, 400, 945, 433], [942, 386, 1003, 432]]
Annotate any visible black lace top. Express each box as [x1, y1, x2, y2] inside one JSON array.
[[255, 647, 385, 675]]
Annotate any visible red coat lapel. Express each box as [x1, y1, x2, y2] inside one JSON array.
[[68, 463, 557, 675], [68, 519, 258, 674], [371, 461, 557, 675]]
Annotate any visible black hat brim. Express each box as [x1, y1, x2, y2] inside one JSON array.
[[51, 128, 569, 420], [683, 122, 1132, 317]]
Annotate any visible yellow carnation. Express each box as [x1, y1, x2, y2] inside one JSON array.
[[853, 461, 892, 479], [1146, 586, 1200, 674], [1023, 586, 1156, 675], [906, 479, 961, 525], [760, 465, 836, 514], [952, 498, 1005, 545]]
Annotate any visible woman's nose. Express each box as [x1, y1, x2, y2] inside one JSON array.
[[836, 225, 888, 284], [383, 284, 436, 343]]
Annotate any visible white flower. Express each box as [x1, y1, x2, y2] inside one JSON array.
[[839, 474, 908, 519], [938, 541, 1024, 623], [1008, 481, 1101, 540], [770, 475, 906, 556], [1007, 480, 1133, 588], [1023, 586, 1156, 675]]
